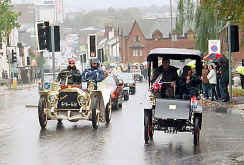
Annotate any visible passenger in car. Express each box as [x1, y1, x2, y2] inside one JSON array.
[[176, 66, 192, 99], [176, 65, 201, 99]]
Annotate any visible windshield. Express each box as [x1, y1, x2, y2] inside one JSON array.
[[116, 73, 134, 83], [43, 73, 58, 82]]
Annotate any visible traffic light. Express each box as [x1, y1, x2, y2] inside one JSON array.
[[37, 21, 51, 51], [26, 56, 30, 66], [98, 48, 104, 63], [11, 50, 17, 63], [89, 35, 96, 58], [80, 54, 87, 63], [53, 26, 60, 52], [230, 25, 239, 52]]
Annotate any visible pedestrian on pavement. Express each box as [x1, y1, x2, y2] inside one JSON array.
[[215, 63, 222, 99], [207, 64, 218, 101], [240, 74, 244, 89], [201, 63, 210, 99], [219, 61, 229, 102]]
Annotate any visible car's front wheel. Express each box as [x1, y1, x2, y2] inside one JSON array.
[[124, 91, 129, 101], [105, 98, 112, 124], [38, 96, 47, 129], [92, 96, 99, 129]]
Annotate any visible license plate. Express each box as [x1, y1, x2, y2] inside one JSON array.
[[169, 105, 176, 110]]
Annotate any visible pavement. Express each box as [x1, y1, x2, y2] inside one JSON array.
[[0, 83, 37, 95]]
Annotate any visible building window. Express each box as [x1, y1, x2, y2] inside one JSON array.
[[134, 35, 140, 42], [140, 49, 143, 56], [172, 34, 177, 41], [133, 48, 143, 56], [133, 48, 138, 56]]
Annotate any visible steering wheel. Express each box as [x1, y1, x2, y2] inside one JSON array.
[[60, 70, 72, 78]]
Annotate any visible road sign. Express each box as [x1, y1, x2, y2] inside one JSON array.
[[208, 40, 221, 54]]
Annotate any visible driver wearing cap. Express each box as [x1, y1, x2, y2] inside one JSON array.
[[57, 58, 81, 84], [81, 58, 104, 82]]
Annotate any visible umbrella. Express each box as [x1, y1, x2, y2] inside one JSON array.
[[212, 57, 228, 64], [186, 60, 196, 68], [203, 53, 223, 62], [236, 66, 244, 75]]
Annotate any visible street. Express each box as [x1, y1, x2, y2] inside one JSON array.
[[0, 82, 244, 165]]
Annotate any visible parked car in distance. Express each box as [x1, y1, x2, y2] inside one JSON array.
[[117, 79, 130, 101], [115, 72, 136, 95], [133, 71, 143, 82]]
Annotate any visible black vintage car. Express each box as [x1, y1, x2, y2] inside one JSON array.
[[144, 48, 203, 146]]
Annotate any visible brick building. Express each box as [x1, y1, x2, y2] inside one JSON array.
[[119, 20, 196, 64]]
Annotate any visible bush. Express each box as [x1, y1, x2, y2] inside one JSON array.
[[232, 88, 244, 97]]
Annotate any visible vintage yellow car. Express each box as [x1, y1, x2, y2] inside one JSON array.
[[38, 71, 112, 129]]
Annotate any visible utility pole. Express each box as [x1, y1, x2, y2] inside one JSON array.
[[227, 23, 232, 103], [51, 26, 56, 81], [170, 0, 173, 48]]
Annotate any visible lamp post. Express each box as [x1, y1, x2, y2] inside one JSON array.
[[170, 0, 173, 48]]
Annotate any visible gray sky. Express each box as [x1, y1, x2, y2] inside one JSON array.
[[12, 0, 176, 11]]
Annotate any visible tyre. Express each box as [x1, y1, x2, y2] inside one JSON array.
[[113, 100, 120, 110], [144, 114, 150, 144], [92, 96, 99, 129], [57, 119, 63, 124], [105, 98, 112, 124], [149, 111, 154, 139], [38, 96, 47, 129], [194, 117, 200, 145], [132, 88, 136, 95], [124, 92, 129, 101], [119, 101, 122, 108]]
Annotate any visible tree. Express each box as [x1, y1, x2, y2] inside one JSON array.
[[0, 0, 20, 45], [177, 0, 244, 54]]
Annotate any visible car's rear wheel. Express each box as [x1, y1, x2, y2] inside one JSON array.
[[124, 92, 129, 101], [194, 117, 200, 145], [38, 96, 47, 129], [57, 119, 62, 124], [113, 100, 120, 110], [105, 98, 112, 124], [92, 96, 99, 129]]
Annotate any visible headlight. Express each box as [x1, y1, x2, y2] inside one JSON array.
[[51, 82, 59, 91], [77, 95, 86, 105], [44, 82, 50, 90], [88, 83, 95, 91], [48, 95, 56, 103]]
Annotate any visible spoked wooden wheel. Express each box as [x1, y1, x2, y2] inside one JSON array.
[[194, 118, 200, 145], [38, 96, 47, 129], [144, 112, 152, 144], [92, 96, 99, 129]]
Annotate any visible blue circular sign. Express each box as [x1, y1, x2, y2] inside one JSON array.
[[211, 45, 218, 52]]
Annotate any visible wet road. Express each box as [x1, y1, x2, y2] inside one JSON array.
[[1, 83, 244, 165]]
